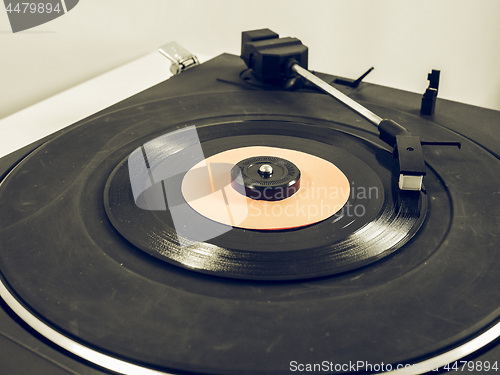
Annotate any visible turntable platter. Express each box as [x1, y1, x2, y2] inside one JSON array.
[[0, 54, 499, 374]]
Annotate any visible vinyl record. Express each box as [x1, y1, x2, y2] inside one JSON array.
[[104, 118, 426, 280]]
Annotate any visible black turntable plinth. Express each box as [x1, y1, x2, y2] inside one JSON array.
[[0, 30, 499, 375]]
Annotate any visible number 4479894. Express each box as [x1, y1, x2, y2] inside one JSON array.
[[443, 361, 498, 372], [6, 3, 62, 14]]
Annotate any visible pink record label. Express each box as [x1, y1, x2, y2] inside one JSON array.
[[182, 146, 350, 230]]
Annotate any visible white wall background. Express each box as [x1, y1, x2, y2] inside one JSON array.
[[1, 0, 500, 120]]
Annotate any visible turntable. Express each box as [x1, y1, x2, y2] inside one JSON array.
[[0, 29, 499, 374]]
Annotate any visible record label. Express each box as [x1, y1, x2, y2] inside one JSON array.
[[181, 146, 350, 230]]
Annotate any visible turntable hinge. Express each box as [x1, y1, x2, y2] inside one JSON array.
[[159, 42, 200, 75]]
